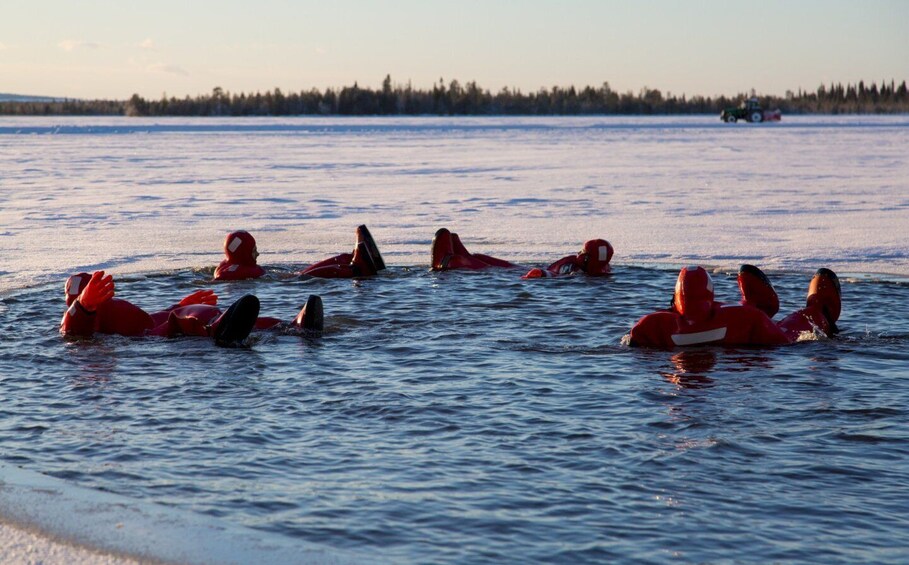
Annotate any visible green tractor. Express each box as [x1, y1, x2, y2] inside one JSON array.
[[720, 97, 781, 123]]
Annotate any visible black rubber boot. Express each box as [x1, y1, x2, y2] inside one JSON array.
[[431, 228, 453, 271], [294, 294, 324, 336], [213, 295, 260, 347], [356, 225, 386, 271], [351, 242, 378, 277]]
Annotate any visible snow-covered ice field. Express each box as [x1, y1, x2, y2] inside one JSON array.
[[2, 115, 908, 295]]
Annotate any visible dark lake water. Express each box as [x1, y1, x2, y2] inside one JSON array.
[[1, 264, 908, 563]]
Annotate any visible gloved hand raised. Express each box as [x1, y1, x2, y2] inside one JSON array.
[[177, 289, 218, 307], [79, 271, 115, 312]]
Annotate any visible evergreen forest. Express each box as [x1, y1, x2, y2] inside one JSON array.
[[2, 76, 907, 116]]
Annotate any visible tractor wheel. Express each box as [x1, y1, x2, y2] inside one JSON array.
[[725, 115, 737, 123], [750, 111, 764, 123]]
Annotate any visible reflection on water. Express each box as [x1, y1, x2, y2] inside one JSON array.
[[1, 266, 908, 564], [662, 350, 717, 389], [67, 342, 119, 385]]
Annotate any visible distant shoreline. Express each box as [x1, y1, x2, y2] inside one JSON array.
[[2, 78, 907, 116], [2, 110, 909, 119]]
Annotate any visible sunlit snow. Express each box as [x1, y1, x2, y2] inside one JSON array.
[[1, 115, 907, 294]]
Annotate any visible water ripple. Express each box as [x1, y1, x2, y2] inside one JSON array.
[[1, 267, 908, 563]]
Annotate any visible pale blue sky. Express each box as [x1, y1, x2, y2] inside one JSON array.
[[1, 0, 906, 99]]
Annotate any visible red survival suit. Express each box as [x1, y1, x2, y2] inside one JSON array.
[[628, 266, 840, 349], [430, 228, 517, 271], [523, 239, 614, 278], [301, 225, 385, 278], [214, 231, 266, 281], [60, 271, 283, 340]]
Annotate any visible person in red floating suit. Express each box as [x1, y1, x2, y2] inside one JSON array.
[[430, 228, 518, 271], [214, 230, 266, 281], [61, 271, 323, 346], [627, 264, 841, 349], [301, 225, 386, 278], [522, 239, 614, 279]]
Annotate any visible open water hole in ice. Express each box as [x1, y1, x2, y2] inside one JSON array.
[[1, 265, 908, 563]]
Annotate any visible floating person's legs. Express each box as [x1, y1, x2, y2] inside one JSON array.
[[301, 253, 353, 273], [302, 225, 384, 278], [246, 295, 324, 336], [453, 235, 514, 268], [352, 242, 378, 276], [451, 231, 516, 268], [151, 304, 221, 338], [807, 268, 842, 332], [738, 264, 780, 318], [777, 268, 841, 339], [154, 295, 259, 347], [212, 295, 261, 347], [357, 224, 385, 271], [431, 228, 514, 271], [430, 227, 455, 270]]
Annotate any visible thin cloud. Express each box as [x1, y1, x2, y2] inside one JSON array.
[[0, 42, 7, 51], [139, 38, 155, 50], [147, 63, 189, 76], [59, 40, 101, 52]]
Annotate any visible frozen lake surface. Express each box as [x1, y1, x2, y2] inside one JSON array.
[[2, 115, 908, 294], [1, 116, 908, 563]]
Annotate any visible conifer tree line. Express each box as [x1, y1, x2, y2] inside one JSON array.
[[2, 76, 907, 116]]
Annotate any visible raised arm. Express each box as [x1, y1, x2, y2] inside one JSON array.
[[60, 271, 114, 338]]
